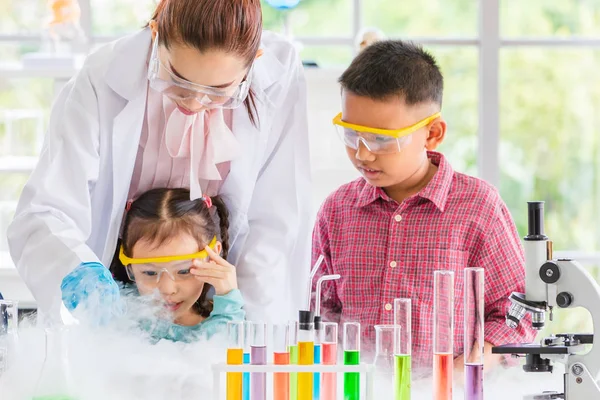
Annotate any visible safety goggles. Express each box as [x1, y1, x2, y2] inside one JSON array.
[[147, 33, 253, 109], [332, 112, 441, 155], [119, 236, 217, 284]]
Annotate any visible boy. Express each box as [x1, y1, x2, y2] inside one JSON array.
[[311, 40, 536, 370]]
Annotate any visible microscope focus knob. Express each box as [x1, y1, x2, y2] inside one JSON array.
[[540, 261, 561, 284], [556, 292, 573, 308]]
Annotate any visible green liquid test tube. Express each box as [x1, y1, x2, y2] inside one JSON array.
[[343, 322, 360, 400], [289, 321, 299, 400], [394, 298, 412, 400]]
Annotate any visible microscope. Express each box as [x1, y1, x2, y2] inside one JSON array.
[[492, 201, 600, 399]]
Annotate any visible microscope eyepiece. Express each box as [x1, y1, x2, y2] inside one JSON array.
[[526, 201, 548, 240]]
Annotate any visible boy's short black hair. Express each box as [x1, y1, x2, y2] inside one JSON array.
[[339, 40, 444, 106]]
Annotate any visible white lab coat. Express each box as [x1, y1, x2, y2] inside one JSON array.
[[7, 29, 312, 323]]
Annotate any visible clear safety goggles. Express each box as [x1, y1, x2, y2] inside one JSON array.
[[147, 33, 253, 110], [332, 112, 441, 155], [119, 237, 217, 285]]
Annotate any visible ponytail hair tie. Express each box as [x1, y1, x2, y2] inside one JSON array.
[[202, 195, 213, 209]]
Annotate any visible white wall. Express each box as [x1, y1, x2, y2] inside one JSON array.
[[306, 68, 359, 207], [0, 68, 359, 308]]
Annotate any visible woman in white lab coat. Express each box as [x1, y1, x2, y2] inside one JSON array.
[[7, 0, 311, 323]]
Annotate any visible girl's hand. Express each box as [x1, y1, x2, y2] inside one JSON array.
[[190, 246, 238, 295]]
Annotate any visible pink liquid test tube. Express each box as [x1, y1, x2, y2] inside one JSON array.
[[433, 270, 454, 400], [250, 322, 267, 400], [320, 322, 338, 400], [464, 268, 484, 400], [273, 322, 291, 400]]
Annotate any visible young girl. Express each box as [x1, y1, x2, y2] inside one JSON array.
[[110, 188, 244, 342]]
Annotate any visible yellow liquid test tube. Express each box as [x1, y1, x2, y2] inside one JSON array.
[[227, 321, 244, 400], [228, 348, 244, 400], [298, 311, 315, 400]]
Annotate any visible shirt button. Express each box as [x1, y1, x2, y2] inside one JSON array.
[[390, 261, 397, 268], [384, 303, 392, 311], [394, 215, 402, 222]]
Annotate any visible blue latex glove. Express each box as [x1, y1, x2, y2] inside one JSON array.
[[61, 262, 122, 325]]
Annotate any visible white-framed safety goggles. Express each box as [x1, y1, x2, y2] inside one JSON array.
[[332, 112, 441, 155], [147, 32, 253, 110]]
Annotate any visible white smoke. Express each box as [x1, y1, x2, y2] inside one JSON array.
[[0, 294, 568, 400]]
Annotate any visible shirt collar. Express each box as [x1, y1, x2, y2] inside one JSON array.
[[355, 151, 454, 211]]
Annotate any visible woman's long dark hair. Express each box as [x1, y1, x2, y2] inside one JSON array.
[[110, 188, 230, 318]]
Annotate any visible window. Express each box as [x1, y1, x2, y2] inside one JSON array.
[[500, 48, 600, 252], [501, 0, 600, 37], [262, 0, 353, 37], [91, 0, 156, 36], [364, 0, 478, 37]]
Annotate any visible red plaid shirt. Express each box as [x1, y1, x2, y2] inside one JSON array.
[[311, 152, 536, 368]]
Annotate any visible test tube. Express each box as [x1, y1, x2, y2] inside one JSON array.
[[243, 321, 251, 400], [227, 321, 244, 400], [250, 322, 268, 400], [464, 268, 484, 400], [433, 271, 454, 400], [343, 322, 361, 400], [289, 321, 299, 400], [320, 322, 338, 400], [313, 317, 321, 400], [273, 323, 290, 400], [297, 311, 314, 400], [393, 298, 412, 400]]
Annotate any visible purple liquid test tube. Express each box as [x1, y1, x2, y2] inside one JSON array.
[[250, 322, 267, 400], [464, 268, 484, 400]]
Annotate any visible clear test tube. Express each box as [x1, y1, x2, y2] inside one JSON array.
[[433, 271, 454, 400], [464, 268, 484, 400], [227, 321, 244, 400], [393, 298, 411, 400], [250, 322, 268, 400], [343, 322, 360, 400], [289, 321, 299, 400], [273, 323, 290, 400], [320, 322, 338, 400]]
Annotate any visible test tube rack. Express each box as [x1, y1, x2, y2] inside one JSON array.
[[212, 363, 375, 400]]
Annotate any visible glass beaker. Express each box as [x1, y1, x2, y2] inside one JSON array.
[[33, 326, 77, 400], [373, 325, 399, 376]]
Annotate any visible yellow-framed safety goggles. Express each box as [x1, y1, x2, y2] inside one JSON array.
[[119, 236, 218, 284], [119, 236, 218, 266], [332, 112, 441, 154]]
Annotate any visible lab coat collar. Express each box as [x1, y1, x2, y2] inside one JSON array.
[[105, 28, 287, 104], [105, 29, 152, 100]]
